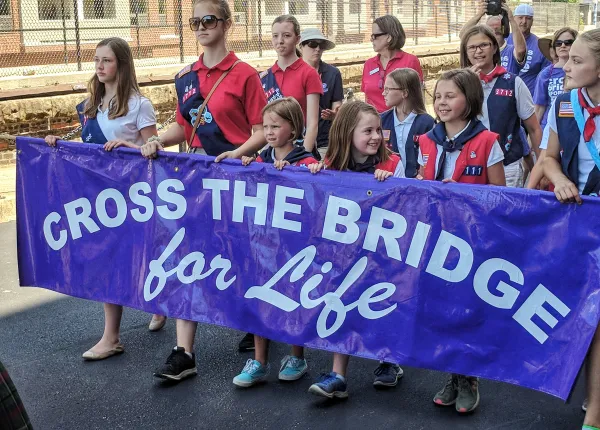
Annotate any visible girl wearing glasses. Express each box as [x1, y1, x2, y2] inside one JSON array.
[[260, 15, 323, 155], [534, 27, 577, 132], [145, 0, 267, 383], [361, 15, 423, 113], [45, 37, 164, 361], [381, 68, 434, 179], [460, 25, 541, 188], [542, 29, 600, 430]]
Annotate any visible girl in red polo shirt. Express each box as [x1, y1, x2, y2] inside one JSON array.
[[142, 0, 267, 383], [418, 69, 504, 414], [259, 14, 323, 155], [361, 15, 423, 113], [305, 100, 404, 399], [233, 97, 318, 388]]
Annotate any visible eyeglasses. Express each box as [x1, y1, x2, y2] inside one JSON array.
[[303, 40, 325, 49], [466, 42, 492, 53], [189, 15, 224, 31], [383, 86, 403, 93], [553, 39, 575, 48], [378, 69, 385, 90], [370, 32, 387, 42]]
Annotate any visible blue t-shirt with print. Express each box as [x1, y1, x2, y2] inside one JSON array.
[[507, 33, 551, 96], [500, 44, 522, 75], [533, 65, 565, 129]]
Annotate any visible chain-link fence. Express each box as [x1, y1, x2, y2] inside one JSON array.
[[0, 0, 584, 78]]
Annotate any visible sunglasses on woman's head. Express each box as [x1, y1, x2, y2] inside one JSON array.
[[304, 40, 325, 49], [189, 15, 224, 31], [553, 39, 575, 48]]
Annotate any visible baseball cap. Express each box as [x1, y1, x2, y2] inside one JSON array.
[[514, 4, 534, 17]]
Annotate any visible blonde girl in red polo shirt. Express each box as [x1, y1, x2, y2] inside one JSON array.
[[259, 15, 323, 155], [141, 0, 268, 383], [361, 15, 423, 113], [305, 101, 404, 399]]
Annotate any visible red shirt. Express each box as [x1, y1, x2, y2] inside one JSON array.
[[361, 51, 423, 113], [176, 52, 267, 148], [270, 58, 323, 118]]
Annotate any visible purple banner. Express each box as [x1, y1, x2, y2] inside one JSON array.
[[16, 137, 600, 400]]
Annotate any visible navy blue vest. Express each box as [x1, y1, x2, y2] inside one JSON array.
[[76, 99, 108, 145], [487, 73, 526, 165], [554, 92, 600, 195], [260, 68, 285, 104], [175, 64, 235, 156], [380, 110, 435, 178]]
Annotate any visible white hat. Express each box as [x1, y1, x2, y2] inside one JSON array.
[[299, 28, 335, 51], [514, 4, 534, 17]]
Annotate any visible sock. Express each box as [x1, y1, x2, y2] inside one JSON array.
[[334, 373, 346, 383], [173, 346, 193, 359]]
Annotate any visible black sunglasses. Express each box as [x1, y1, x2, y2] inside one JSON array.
[[303, 40, 325, 49], [553, 39, 575, 48], [189, 15, 224, 31], [370, 32, 387, 42]]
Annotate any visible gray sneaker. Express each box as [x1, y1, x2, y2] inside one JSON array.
[[433, 374, 458, 406], [373, 362, 403, 387], [456, 375, 480, 413]]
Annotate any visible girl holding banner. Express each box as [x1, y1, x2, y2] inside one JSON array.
[[141, 0, 268, 382], [380, 68, 435, 178], [541, 28, 600, 430], [45, 37, 166, 360], [259, 15, 323, 155], [306, 101, 404, 399], [460, 25, 541, 188], [418, 68, 505, 414]]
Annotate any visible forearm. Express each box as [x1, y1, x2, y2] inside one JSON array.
[[526, 152, 545, 189], [158, 123, 186, 147], [534, 105, 546, 122], [460, 11, 485, 38], [230, 129, 266, 157], [303, 124, 318, 152], [510, 18, 527, 63], [543, 155, 569, 185]]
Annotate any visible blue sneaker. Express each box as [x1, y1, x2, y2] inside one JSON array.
[[308, 372, 348, 399], [232, 359, 270, 387], [278, 355, 308, 381]]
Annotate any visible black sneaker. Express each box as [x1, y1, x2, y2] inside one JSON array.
[[153, 347, 197, 381], [238, 333, 255, 352], [373, 362, 403, 387]]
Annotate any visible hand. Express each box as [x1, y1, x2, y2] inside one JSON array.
[[374, 169, 393, 181], [553, 177, 582, 204], [45, 135, 59, 147], [501, 3, 513, 19], [321, 106, 340, 121], [416, 174, 424, 180], [442, 178, 457, 183], [241, 155, 255, 166], [469, 64, 482, 76], [140, 139, 163, 159], [104, 139, 136, 151], [477, 0, 488, 16], [214, 149, 241, 163], [539, 177, 550, 191], [308, 162, 324, 174], [274, 160, 290, 170]]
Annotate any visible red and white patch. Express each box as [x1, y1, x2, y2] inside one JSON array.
[[495, 89, 513, 97]]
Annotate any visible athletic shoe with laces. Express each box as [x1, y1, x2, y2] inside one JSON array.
[[153, 346, 197, 381], [456, 375, 480, 413], [433, 374, 459, 406], [278, 355, 308, 381], [238, 333, 255, 352], [373, 362, 403, 387], [233, 359, 270, 387], [308, 372, 348, 399]]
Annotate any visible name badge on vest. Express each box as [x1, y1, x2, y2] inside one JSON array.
[[495, 89, 513, 97], [382, 129, 391, 141], [369, 67, 380, 76], [464, 165, 483, 176], [559, 101, 574, 118]]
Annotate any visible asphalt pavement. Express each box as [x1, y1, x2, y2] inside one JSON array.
[[0, 220, 588, 430]]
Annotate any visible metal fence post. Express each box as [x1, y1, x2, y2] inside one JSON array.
[[447, 0, 451, 42], [61, 0, 68, 64], [177, 0, 184, 63], [73, 0, 81, 71], [135, 12, 141, 59], [414, 0, 419, 45], [258, 0, 262, 57]]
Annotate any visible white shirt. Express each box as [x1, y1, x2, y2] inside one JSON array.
[[96, 94, 156, 146], [417, 121, 505, 180], [547, 88, 600, 193], [393, 110, 417, 166], [479, 75, 535, 130]]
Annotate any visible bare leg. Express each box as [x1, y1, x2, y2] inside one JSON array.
[[87, 303, 123, 352], [176, 319, 197, 353], [584, 325, 600, 427], [254, 336, 269, 365], [332, 353, 350, 377], [291, 345, 304, 358]]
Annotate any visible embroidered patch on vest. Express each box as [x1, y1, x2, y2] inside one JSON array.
[[463, 165, 483, 176], [470, 151, 476, 159], [495, 89, 513, 97], [177, 65, 192, 79], [259, 70, 269, 79], [422, 154, 429, 166], [382, 130, 391, 140], [558, 102, 574, 118]]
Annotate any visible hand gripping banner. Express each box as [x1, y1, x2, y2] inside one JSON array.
[[15, 137, 600, 400]]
